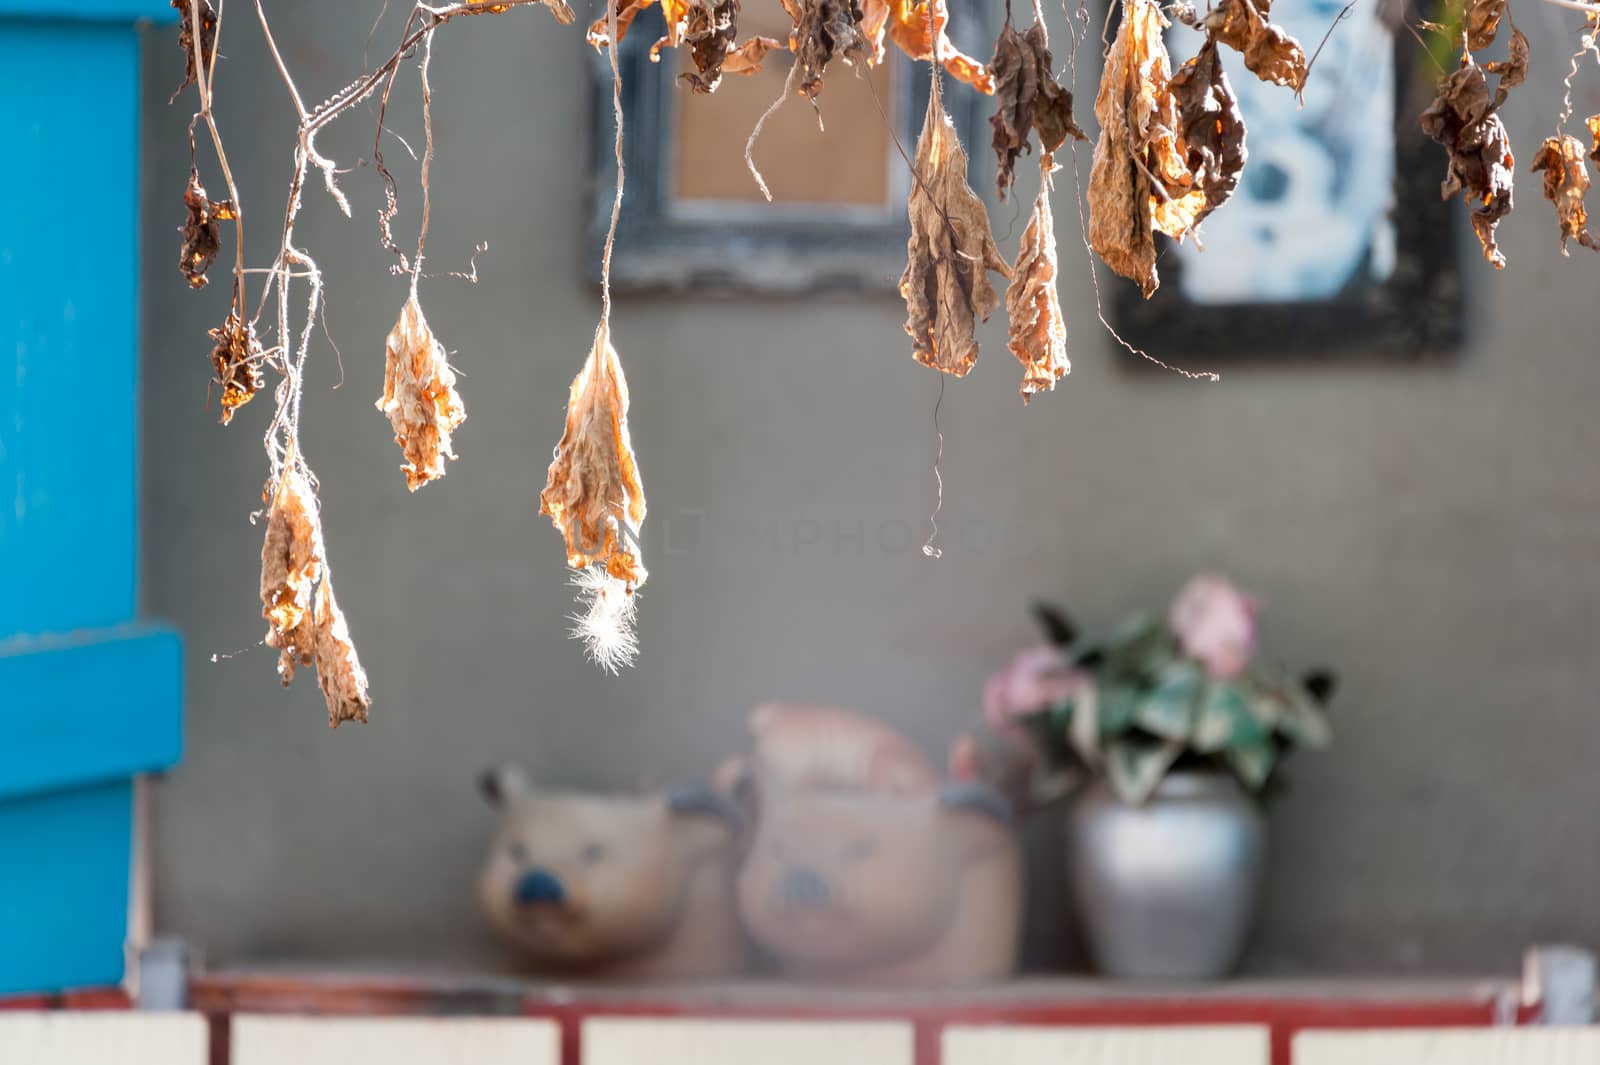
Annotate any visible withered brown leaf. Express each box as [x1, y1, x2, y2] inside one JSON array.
[[541, 323, 648, 592], [678, 0, 784, 92], [180, 169, 235, 290], [261, 464, 323, 683], [1202, 0, 1307, 93], [1531, 135, 1599, 254], [1170, 40, 1248, 224], [861, 0, 994, 94], [377, 296, 467, 492], [312, 579, 371, 728], [207, 311, 264, 425], [1420, 51, 1516, 268], [787, 0, 867, 99], [1088, 0, 1203, 297], [1465, 0, 1505, 52], [900, 84, 1011, 377], [1588, 114, 1600, 165], [1006, 156, 1069, 403], [1485, 26, 1529, 95], [989, 22, 1086, 199], [171, 0, 217, 100]]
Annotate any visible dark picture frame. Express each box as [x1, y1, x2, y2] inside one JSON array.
[[588, 0, 996, 293], [1113, 3, 1465, 360]]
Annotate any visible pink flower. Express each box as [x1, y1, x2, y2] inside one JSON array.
[[1169, 574, 1258, 679], [983, 645, 1087, 733]]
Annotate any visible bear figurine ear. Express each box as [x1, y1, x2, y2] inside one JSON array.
[[478, 764, 532, 807], [937, 781, 1013, 825], [666, 783, 745, 832]]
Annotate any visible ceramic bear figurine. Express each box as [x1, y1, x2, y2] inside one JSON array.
[[724, 704, 1022, 985], [477, 766, 748, 980]]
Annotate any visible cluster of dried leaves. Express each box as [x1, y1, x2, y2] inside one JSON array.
[[180, 169, 234, 289], [378, 297, 468, 491], [206, 311, 263, 426], [259, 463, 372, 727]]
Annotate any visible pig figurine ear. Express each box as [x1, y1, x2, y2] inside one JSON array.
[[479, 764, 532, 807], [667, 783, 745, 833]]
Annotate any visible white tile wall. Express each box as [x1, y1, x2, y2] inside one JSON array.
[[583, 1017, 915, 1065], [944, 1024, 1272, 1065], [231, 1014, 560, 1065], [0, 1011, 207, 1065], [1295, 1027, 1600, 1065]]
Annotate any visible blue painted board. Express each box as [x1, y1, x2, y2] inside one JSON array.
[[0, 780, 137, 996], [0, 625, 183, 803], [0, 1, 176, 22]]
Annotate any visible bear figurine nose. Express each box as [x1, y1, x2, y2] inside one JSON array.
[[515, 868, 566, 905], [780, 867, 831, 907]]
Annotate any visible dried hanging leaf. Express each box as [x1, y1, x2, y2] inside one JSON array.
[[1170, 40, 1248, 224], [678, 0, 784, 92], [1530, 135, 1598, 254], [1087, 0, 1203, 297], [1587, 114, 1600, 164], [171, 0, 217, 99], [312, 579, 371, 728], [900, 83, 1011, 377], [377, 296, 467, 492], [1465, 0, 1505, 52], [1006, 155, 1069, 403], [538, 0, 577, 23], [989, 22, 1086, 199], [260, 465, 324, 684], [787, 0, 867, 98], [1420, 51, 1516, 268], [1202, 0, 1307, 93], [1485, 26, 1529, 95], [860, 0, 994, 94], [207, 311, 264, 425], [541, 322, 648, 592], [180, 169, 235, 290]]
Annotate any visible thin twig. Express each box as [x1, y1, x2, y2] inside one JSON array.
[[189, 0, 247, 316], [600, 0, 625, 322], [412, 30, 437, 297]]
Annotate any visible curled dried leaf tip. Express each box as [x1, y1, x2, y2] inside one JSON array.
[[1201, 0, 1307, 94], [989, 22, 1086, 199], [589, 0, 777, 90], [1087, 0, 1205, 297], [1171, 40, 1247, 226], [180, 169, 235, 290], [541, 323, 648, 592], [378, 296, 467, 491], [1006, 155, 1069, 403], [787, 0, 867, 99], [1531, 135, 1598, 255], [207, 311, 264, 425], [1465, 0, 1505, 52], [312, 580, 371, 727], [901, 84, 1010, 377], [1420, 50, 1516, 268]]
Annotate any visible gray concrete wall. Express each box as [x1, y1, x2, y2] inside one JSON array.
[[138, 2, 1600, 972]]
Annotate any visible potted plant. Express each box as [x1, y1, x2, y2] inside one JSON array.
[[975, 575, 1335, 980]]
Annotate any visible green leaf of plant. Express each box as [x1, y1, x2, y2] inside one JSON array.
[[1098, 683, 1140, 736], [1193, 680, 1265, 753], [1105, 738, 1184, 804], [1134, 659, 1202, 741], [1226, 739, 1278, 791]]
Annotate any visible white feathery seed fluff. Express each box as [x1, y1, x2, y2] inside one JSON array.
[[568, 564, 639, 673]]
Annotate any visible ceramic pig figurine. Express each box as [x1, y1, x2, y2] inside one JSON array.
[[477, 766, 747, 980], [724, 704, 1022, 985]]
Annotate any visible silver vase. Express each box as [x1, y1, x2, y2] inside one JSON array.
[[1065, 770, 1266, 980]]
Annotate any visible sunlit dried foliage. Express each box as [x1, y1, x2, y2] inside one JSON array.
[[861, 0, 994, 93], [901, 82, 1011, 377], [312, 580, 372, 727], [1465, 0, 1505, 53], [171, 0, 217, 99], [541, 323, 648, 592], [1006, 155, 1069, 403], [783, 0, 867, 98], [206, 311, 264, 425], [1531, 134, 1598, 254], [588, 0, 775, 88], [1420, 49, 1518, 268], [377, 296, 467, 491], [1088, 0, 1206, 297], [1588, 114, 1600, 164], [1170, 39, 1247, 225], [1200, 0, 1307, 94], [260, 465, 324, 681], [989, 21, 1085, 199], [180, 169, 235, 290], [1486, 26, 1529, 88]]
